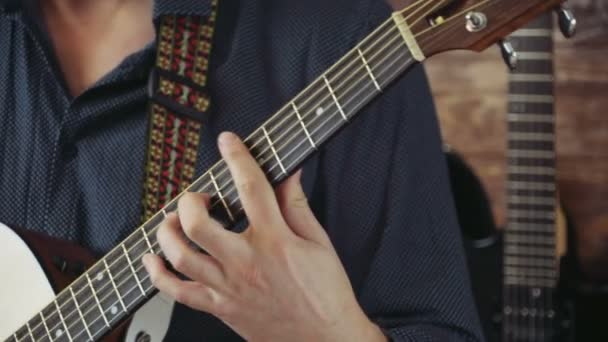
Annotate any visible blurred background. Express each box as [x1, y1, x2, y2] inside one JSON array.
[[390, 0, 608, 281]]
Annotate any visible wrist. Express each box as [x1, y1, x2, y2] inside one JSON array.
[[321, 309, 387, 342], [359, 319, 389, 342]]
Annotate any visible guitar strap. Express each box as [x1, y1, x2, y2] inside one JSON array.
[[141, 0, 219, 221]]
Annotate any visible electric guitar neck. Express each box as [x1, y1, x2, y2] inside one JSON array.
[[503, 13, 561, 341]]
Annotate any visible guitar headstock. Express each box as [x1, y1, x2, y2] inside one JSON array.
[[394, 0, 576, 60]]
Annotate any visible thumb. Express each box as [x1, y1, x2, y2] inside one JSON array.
[[276, 170, 331, 247]]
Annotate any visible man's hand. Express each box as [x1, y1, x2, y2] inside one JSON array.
[[143, 132, 387, 342]]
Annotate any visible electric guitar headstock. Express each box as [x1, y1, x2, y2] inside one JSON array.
[[393, 0, 577, 67]]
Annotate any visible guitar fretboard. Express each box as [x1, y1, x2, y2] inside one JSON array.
[[503, 13, 557, 342], [7, 15, 418, 342]]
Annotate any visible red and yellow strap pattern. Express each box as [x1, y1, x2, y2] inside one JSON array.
[[141, 0, 218, 221]]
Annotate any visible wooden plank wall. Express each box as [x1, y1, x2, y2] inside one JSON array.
[[388, 0, 608, 279]]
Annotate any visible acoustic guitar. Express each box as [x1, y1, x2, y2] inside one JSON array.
[[1, 1, 576, 341]]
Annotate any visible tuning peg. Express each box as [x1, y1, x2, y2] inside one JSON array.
[[499, 40, 518, 70], [556, 6, 577, 38]]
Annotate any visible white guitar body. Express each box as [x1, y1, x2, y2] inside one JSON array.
[[125, 295, 175, 342], [0, 223, 55, 340], [0, 223, 173, 342]]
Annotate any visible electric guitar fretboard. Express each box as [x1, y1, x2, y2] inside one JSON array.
[[503, 13, 558, 342]]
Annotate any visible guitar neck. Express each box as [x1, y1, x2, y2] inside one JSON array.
[[503, 13, 557, 341], [8, 16, 419, 342]]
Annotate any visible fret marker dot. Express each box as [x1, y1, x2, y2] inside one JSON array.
[[316, 107, 324, 116], [55, 329, 63, 338], [111, 305, 118, 315], [96, 272, 104, 281], [532, 288, 541, 297]]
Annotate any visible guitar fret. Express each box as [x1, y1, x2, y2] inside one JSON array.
[[510, 74, 553, 83], [103, 259, 127, 312], [262, 126, 287, 175], [517, 51, 552, 60], [357, 48, 381, 91], [505, 276, 555, 287], [509, 150, 555, 159], [508, 181, 555, 191], [26, 323, 34, 341], [291, 102, 316, 150], [39, 312, 53, 342], [508, 195, 556, 206], [508, 166, 555, 176], [508, 210, 556, 220], [505, 234, 555, 248], [509, 94, 554, 103], [505, 256, 555, 268], [322, 76, 348, 122], [209, 170, 235, 222], [507, 221, 555, 232], [121, 244, 145, 296], [140, 226, 154, 253], [505, 247, 555, 258], [508, 113, 554, 123], [68, 288, 93, 341], [505, 267, 557, 278], [85, 273, 110, 328], [509, 132, 554, 142], [53, 300, 73, 342]]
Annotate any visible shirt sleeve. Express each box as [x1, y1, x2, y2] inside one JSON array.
[[357, 61, 484, 341]]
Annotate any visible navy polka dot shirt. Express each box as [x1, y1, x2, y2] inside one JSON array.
[[0, 0, 483, 340]]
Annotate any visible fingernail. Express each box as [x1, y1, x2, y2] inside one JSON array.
[[142, 254, 152, 265], [218, 132, 238, 147]]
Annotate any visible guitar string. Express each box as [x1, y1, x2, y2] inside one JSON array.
[[169, 0, 441, 213], [41, 36, 412, 342], [23, 0, 496, 336], [135, 0, 442, 219], [19, 21, 401, 339], [186, 0, 452, 221], [64, 45, 415, 342], [21, 7, 420, 336], [12, 0, 462, 338], [23, 18, 416, 340], [202, 0, 453, 211], [24, 0, 493, 338], [21, 0, 484, 336], [204, 29, 408, 208], [193, 0, 450, 212]]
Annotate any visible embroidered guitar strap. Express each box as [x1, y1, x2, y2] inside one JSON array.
[[141, 0, 219, 221]]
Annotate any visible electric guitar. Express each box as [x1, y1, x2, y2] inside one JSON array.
[[1, 1, 577, 341], [467, 12, 577, 342]]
